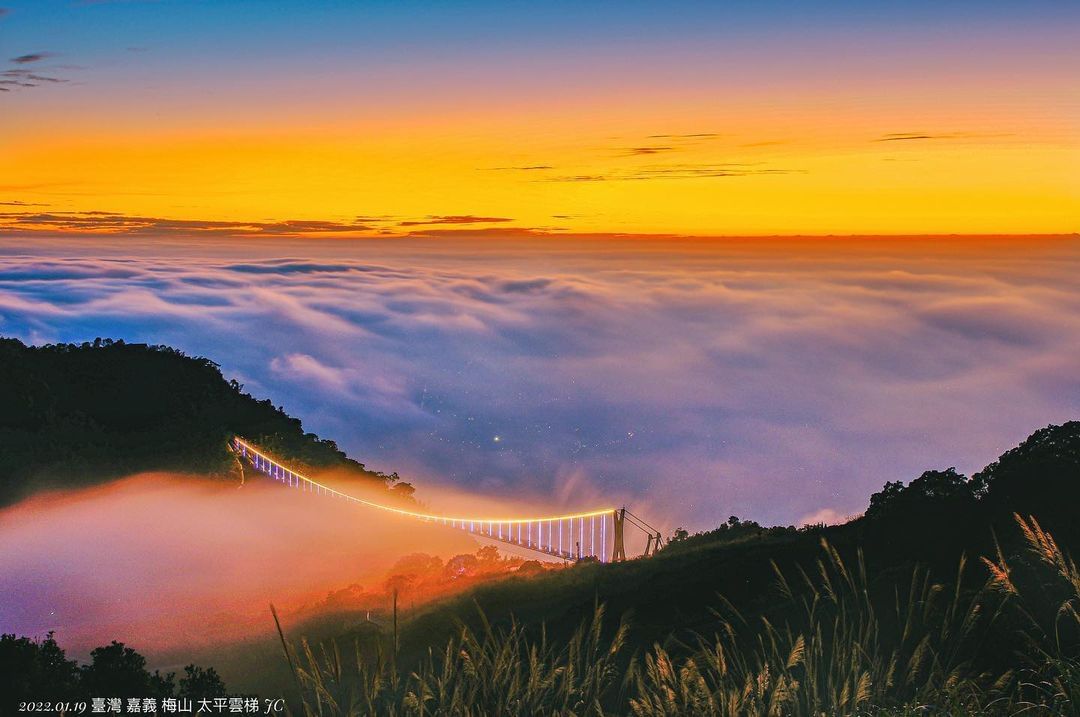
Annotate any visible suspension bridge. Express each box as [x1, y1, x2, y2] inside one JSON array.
[[232, 437, 663, 562]]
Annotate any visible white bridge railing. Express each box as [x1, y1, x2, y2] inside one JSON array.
[[233, 437, 616, 561]]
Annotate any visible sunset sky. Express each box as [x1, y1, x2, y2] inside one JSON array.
[[0, 1, 1078, 529], [2, 0, 1077, 236], [2, 3, 1080, 656]]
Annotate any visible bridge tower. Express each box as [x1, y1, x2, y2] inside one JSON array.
[[643, 531, 663, 557], [611, 508, 627, 562]]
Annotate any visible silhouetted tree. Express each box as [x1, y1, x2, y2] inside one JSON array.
[[444, 553, 480, 578], [865, 468, 974, 520], [0, 632, 80, 702], [390, 481, 417, 500], [79, 641, 174, 699], [669, 527, 690, 543], [866, 481, 906, 519], [973, 422, 1080, 509], [2, 634, 226, 701], [517, 560, 545, 576], [177, 664, 227, 700]]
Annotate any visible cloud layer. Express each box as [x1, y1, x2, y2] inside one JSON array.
[[1, 236, 1077, 532]]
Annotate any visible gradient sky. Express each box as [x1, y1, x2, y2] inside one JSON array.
[[2, 0, 1078, 235]]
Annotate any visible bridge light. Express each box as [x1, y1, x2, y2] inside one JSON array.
[[239, 438, 627, 560]]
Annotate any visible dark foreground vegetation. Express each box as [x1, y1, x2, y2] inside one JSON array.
[[272, 421, 1080, 715], [0, 635, 226, 704], [3, 336, 1079, 714], [281, 515, 1080, 716], [0, 337, 410, 507]]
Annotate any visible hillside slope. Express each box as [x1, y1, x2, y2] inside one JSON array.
[[386, 422, 1080, 675], [0, 337, 406, 506]]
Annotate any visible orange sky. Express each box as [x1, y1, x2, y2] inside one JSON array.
[[1, 1, 1077, 236]]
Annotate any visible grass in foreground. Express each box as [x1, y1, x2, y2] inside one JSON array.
[[275, 514, 1080, 716]]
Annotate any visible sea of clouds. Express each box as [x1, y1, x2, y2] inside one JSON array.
[[1, 235, 1078, 531]]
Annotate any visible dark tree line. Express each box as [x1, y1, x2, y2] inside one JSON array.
[[664, 421, 1080, 558], [865, 421, 1080, 527], [666, 515, 771, 550], [1, 633, 225, 702], [0, 337, 413, 507]]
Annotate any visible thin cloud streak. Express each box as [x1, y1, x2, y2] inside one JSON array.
[[0, 68, 69, 90], [646, 133, 722, 139], [397, 215, 513, 227], [875, 132, 1015, 142], [10, 52, 56, 64], [542, 164, 805, 182], [0, 211, 527, 237], [620, 146, 677, 156]]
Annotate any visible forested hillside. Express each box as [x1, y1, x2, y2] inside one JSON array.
[[0, 337, 408, 507]]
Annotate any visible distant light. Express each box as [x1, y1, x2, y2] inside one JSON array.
[[493, 435, 501, 442]]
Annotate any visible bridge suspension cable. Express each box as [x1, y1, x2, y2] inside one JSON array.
[[232, 437, 646, 562]]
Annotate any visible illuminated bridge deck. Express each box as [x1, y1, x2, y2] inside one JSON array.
[[233, 437, 635, 562]]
